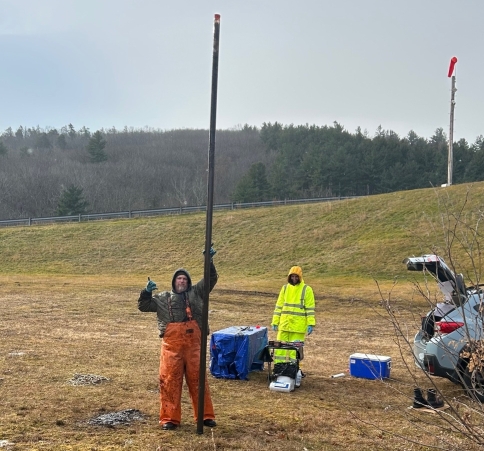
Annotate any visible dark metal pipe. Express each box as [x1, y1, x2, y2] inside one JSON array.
[[197, 13, 220, 435]]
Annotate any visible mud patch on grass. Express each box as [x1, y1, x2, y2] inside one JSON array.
[[68, 373, 109, 385], [87, 409, 144, 427]]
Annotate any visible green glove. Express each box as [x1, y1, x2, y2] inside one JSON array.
[[146, 278, 158, 293], [203, 244, 217, 259]]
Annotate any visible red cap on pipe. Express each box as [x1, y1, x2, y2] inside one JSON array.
[[215, 14, 220, 21]]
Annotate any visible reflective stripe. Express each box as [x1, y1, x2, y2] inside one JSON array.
[[300, 285, 307, 308], [273, 348, 298, 362], [279, 311, 308, 317], [273, 282, 315, 332], [283, 284, 307, 307]]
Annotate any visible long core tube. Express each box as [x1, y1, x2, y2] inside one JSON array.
[[197, 13, 220, 435]]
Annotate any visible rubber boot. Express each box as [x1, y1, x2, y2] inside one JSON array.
[[427, 388, 444, 408], [413, 387, 429, 408]]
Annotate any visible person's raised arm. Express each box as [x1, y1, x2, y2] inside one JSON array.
[[138, 277, 158, 312]]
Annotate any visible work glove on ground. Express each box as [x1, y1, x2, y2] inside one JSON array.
[[307, 325, 313, 335], [272, 325, 278, 331], [146, 278, 158, 293]]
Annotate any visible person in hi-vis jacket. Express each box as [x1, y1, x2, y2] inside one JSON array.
[[271, 266, 315, 364]]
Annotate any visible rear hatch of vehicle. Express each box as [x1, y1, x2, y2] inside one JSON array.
[[405, 255, 471, 379], [403, 254, 466, 306]]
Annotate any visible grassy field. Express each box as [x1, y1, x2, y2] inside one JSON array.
[[2, 183, 484, 450]]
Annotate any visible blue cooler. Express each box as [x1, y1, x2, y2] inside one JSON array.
[[349, 353, 391, 380]]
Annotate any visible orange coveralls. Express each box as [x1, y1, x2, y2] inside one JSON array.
[[159, 319, 215, 425], [138, 263, 218, 427]]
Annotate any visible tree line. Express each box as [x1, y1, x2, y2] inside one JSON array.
[[0, 124, 268, 220], [232, 122, 484, 202], [0, 122, 482, 220]]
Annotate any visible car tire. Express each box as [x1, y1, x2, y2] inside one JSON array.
[[462, 365, 484, 403]]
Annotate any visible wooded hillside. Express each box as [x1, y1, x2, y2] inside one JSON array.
[[0, 122, 482, 220]]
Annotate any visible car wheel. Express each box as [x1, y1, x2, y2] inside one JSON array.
[[462, 366, 484, 403]]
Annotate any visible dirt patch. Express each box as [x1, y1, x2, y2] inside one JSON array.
[[68, 373, 109, 385], [87, 409, 144, 427]]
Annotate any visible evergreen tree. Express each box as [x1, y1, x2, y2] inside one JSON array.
[[453, 138, 472, 184], [35, 133, 52, 150], [56, 185, 88, 216], [428, 127, 448, 184], [57, 134, 68, 150], [231, 162, 271, 202], [87, 130, 107, 163], [0, 140, 7, 155], [2, 127, 13, 138], [260, 122, 283, 151], [68, 123, 76, 139], [464, 136, 484, 182], [80, 126, 91, 138]]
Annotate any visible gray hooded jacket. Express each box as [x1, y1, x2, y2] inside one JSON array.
[[138, 262, 218, 338]]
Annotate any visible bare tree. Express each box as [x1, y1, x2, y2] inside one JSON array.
[[371, 187, 484, 449]]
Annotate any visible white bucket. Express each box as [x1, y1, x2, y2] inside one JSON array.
[[269, 375, 295, 393]]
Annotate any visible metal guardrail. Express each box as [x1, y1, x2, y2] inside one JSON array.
[[0, 196, 359, 228]]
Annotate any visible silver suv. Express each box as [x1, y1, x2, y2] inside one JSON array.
[[405, 254, 484, 402]]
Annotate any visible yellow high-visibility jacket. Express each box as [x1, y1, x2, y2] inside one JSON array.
[[271, 266, 315, 334]]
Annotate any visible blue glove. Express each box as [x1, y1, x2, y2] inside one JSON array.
[[272, 325, 278, 331], [203, 244, 217, 259], [146, 278, 158, 293], [307, 325, 313, 335]]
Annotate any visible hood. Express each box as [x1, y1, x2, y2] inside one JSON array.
[[403, 254, 466, 303], [172, 268, 192, 292], [287, 266, 304, 284]]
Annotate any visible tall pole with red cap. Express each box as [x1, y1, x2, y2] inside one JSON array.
[[197, 13, 220, 435], [447, 56, 457, 186]]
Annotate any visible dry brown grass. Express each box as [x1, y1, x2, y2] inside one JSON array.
[[1, 276, 482, 451], [3, 184, 484, 449]]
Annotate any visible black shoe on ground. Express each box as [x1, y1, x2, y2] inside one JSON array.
[[162, 422, 178, 430], [203, 419, 217, 427], [427, 388, 444, 408], [412, 387, 430, 409]]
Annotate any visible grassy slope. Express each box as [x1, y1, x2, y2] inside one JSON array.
[[2, 183, 484, 450], [1, 182, 483, 293]]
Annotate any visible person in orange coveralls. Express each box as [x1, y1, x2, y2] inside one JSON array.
[[138, 247, 218, 431]]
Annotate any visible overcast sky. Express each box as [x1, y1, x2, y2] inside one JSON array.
[[0, 0, 482, 142]]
